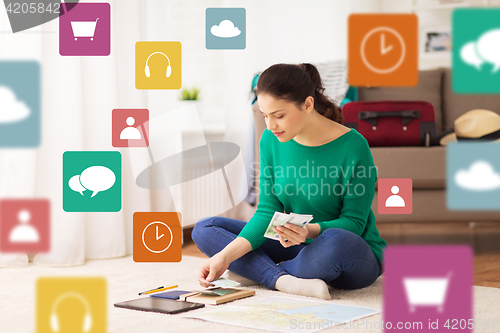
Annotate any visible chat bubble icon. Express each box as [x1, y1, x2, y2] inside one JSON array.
[[78, 166, 116, 198], [69, 175, 87, 195], [460, 41, 483, 70], [476, 28, 500, 73]]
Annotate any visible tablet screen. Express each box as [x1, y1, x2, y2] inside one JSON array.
[[114, 297, 204, 314]]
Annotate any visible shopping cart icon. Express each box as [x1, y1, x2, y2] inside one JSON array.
[[70, 18, 99, 41], [59, 2, 109, 56], [403, 272, 453, 313]]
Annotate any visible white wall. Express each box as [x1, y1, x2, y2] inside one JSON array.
[[380, 0, 500, 69]]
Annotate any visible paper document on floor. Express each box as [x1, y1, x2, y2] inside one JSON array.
[[184, 296, 380, 333]]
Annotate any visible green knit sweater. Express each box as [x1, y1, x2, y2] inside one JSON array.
[[238, 128, 387, 266]]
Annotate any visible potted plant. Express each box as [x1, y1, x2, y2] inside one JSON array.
[[179, 87, 200, 101], [178, 87, 203, 120]]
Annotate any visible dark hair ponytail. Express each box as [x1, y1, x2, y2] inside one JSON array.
[[256, 63, 343, 124]]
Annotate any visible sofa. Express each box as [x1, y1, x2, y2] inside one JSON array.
[[251, 68, 500, 223]]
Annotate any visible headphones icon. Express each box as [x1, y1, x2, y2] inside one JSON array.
[[145, 52, 172, 78], [50, 292, 92, 332]]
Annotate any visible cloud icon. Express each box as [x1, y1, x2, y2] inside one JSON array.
[[460, 28, 500, 73], [211, 20, 241, 38], [0, 85, 31, 123], [69, 165, 116, 197], [454, 160, 500, 191]]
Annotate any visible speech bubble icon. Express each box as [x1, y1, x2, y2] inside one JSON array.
[[69, 175, 87, 195], [476, 29, 500, 73], [460, 41, 483, 70], [79, 166, 116, 198]]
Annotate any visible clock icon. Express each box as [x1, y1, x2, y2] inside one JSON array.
[[360, 26, 406, 74], [141, 221, 173, 253]]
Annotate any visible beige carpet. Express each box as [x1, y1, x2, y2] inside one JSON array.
[[1, 255, 499, 333]]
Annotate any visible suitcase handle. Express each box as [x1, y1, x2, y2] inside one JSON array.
[[358, 110, 421, 126]]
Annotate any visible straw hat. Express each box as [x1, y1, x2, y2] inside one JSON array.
[[439, 109, 500, 145]]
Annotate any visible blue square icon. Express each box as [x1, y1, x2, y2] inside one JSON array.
[[447, 142, 500, 210], [206, 8, 246, 50], [0, 61, 40, 147]]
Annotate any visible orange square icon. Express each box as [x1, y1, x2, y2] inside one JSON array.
[[348, 14, 418, 87], [133, 212, 182, 262]]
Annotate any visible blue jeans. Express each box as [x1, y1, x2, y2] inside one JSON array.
[[191, 216, 381, 291]]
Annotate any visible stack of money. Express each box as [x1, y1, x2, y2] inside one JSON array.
[[198, 277, 241, 289], [209, 278, 241, 288], [264, 212, 314, 240]]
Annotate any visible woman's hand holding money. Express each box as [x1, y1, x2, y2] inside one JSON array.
[[273, 223, 308, 248]]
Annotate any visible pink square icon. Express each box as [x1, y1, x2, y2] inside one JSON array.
[[0, 199, 50, 253], [112, 109, 149, 147], [59, 3, 111, 56], [378, 178, 412, 214], [384, 246, 473, 332]]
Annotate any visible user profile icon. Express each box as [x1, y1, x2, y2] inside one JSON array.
[[112, 109, 149, 147], [377, 178, 412, 214], [0, 198, 50, 253]]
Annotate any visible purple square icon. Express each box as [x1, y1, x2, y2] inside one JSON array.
[[59, 3, 110, 56], [384, 246, 473, 332]]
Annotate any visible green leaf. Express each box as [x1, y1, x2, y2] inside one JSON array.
[[179, 87, 200, 100]]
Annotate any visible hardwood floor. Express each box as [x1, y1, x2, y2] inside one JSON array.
[[182, 228, 207, 259], [182, 221, 500, 288]]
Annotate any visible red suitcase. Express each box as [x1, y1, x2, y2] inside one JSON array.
[[341, 101, 436, 147]]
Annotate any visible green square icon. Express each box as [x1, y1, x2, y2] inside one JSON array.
[[453, 8, 500, 93], [63, 151, 121, 212]]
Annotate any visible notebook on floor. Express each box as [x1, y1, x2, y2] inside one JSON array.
[[149, 290, 193, 300], [179, 288, 255, 305]]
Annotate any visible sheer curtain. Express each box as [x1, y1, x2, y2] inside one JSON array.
[[0, 0, 182, 267]]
